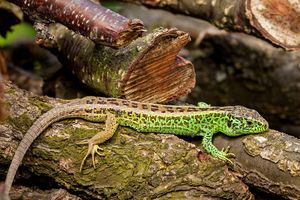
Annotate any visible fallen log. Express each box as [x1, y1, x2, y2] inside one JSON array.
[[0, 82, 299, 199]]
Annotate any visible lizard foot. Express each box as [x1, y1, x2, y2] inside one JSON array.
[[212, 146, 235, 164], [79, 144, 104, 172], [221, 146, 235, 157]]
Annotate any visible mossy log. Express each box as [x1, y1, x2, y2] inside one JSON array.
[[121, 0, 300, 50], [0, 82, 299, 199], [7, 0, 145, 48], [36, 23, 195, 103]]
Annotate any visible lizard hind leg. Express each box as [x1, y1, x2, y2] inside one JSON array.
[[78, 113, 119, 172]]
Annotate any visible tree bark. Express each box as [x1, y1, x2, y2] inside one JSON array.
[[8, 187, 82, 200], [120, 0, 300, 50], [118, 2, 224, 45], [37, 23, 195, 103], [7, 0, 145, 48], [0, 77, 5, 120], [0, 82, 299, 199], [118, 2, 223, 44]]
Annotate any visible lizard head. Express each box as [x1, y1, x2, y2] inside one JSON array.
[[222, 106, 269, 136]]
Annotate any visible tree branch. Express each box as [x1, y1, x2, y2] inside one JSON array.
[[37, 23, 195, 103], [7, 0, 145, 48], [121, 0, 300, 50]]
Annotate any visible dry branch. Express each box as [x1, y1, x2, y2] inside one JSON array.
[[0, 82, 299, 199], [37, 23, 195, 103], [118, 3, 223, 44], [121, 0, 300, 50], [7, 0, 145, 48]]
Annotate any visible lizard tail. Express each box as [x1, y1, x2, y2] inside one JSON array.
[[4, 107, 67, 195]]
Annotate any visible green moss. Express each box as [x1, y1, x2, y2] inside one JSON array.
[[29, 97, 53, 112], [9, 113, 33, 133]]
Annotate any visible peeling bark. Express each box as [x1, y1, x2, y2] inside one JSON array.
[[7, 0, 145, 48], [121, 0, 300, 50], [36, 23, 195, 103], [0, 82, 299, 199]]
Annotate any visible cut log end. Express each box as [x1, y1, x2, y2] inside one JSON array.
[[121, 28, 195, 102], [246, 0, 300, 50]]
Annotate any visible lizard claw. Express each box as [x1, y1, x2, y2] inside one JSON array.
[[213, 146, 235, 164], [221, 146, 231, 153], [79, 144, 104, 172], [221, 146, 235, 157]]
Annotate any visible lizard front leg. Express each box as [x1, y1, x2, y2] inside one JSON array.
[[201, 132, 234, 163], [79, 113, 119, 172]]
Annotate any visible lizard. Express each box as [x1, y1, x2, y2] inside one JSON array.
[[2, 96, 269, 198]]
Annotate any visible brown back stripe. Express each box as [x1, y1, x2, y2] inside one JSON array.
[[142, 104, 148, 110], [131, 102, 138, 108], [166, 107, 175, 112], [97, 100, 107, 104], [151, 105, 159, 112], [121, 100, 130, 106]]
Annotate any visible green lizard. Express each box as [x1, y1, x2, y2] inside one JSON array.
[[2, 97, 268, 198]]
